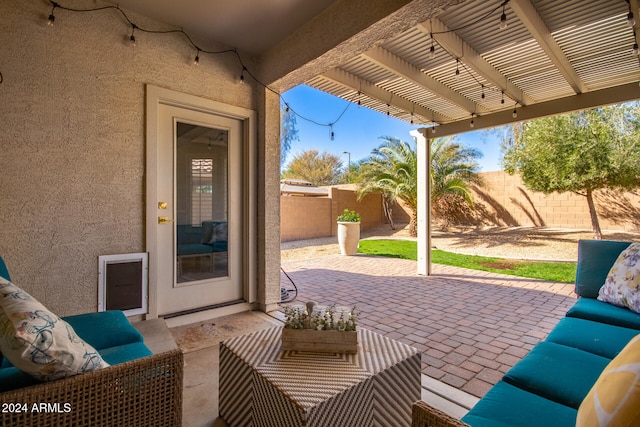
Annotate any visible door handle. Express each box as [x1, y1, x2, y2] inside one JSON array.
[[158, 216, 175, 224]]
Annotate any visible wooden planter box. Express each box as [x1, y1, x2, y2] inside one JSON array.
[[281, 328, 358, 354]]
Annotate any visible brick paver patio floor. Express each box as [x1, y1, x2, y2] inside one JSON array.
[[280, 254, 577, 398]]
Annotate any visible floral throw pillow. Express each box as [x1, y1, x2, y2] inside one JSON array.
[[0, 277, 109, 381], [598, 242, 640, 313]]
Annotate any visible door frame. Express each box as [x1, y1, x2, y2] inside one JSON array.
[[145, 85, 257, 319]]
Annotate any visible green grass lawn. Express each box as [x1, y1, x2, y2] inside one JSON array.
[[357, 239, 577, 283]]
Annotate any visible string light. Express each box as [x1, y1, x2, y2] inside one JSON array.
[[627, 0, 636, 28], [512, 104, 518, 118], [330, 125, 335, 141], [499, 3, 508, 29], [634, 41, 639, 56], [501, 91, 505, 104], [129, 24, 137, 46], [240, 66, 247, 83], [470, 113, 475, 128], [429, 33, 436, 59], [40, 0, 520, 133]]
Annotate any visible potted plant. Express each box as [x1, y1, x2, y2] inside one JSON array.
[[281, 301, 359, 353], [336, 209, 361, 256]]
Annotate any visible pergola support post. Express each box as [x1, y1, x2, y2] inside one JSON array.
[[412, 129, 431, 276]]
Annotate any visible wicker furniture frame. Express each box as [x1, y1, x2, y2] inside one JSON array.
[[0, 349, 183, 427], [411, 401, 470, 427]]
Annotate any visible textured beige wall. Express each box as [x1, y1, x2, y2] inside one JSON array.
[[280, 187, 384, 242], [0, 2, 257, 315], [281, 197, 332, 241], [471, 171, 640, 232]]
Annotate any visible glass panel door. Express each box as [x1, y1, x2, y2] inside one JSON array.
[[176, 123, 228, 283]]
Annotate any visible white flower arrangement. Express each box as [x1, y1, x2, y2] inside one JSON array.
[[282, 301, 358, 332]]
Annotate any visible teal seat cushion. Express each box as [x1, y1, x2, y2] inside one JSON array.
[[177, 243, 214, 256], [502, 342, 609, 409], [0, 367, 40, 393], [98, 342, 153, 365], [0, 256, 10, 281], [461, 381, 576, 427], [62, 310, 144, 350], [546, 317, 638, 359], [567, 297, 640, 330], [575, 240, 631, 298]]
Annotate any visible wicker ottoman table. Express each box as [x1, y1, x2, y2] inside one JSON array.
[[219, 327, 420, 427]]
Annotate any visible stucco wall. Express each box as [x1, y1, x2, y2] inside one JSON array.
[[471, 171, 640, 232], [0, 2, 257, 315], [280, 186, 384, 241], [391, 171, 640, 232]]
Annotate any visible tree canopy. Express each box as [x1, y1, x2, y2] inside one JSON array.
[[282, 149, 344, 186], [502, 103, 640, 239]]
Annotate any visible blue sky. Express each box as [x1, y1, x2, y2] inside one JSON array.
[[281, 84, 504, 172]]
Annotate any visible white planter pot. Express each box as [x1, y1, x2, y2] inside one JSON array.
[[337, 221, 361, 256]]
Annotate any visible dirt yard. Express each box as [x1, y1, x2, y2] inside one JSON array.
[[281, 224, 640, 262]]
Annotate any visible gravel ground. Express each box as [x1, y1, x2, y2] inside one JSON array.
[[281, 224, 640, 263]]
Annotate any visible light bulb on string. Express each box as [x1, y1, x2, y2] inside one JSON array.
[[455, 59, 460, 79], [193, 49, 200, 65], [481, 85, 485, 100], [330, 125, 335, 141], [429, 33, 436, 59], [628, 12, 636, 28], [129, 24, 137, 46], [47, 1, 58, 26], [470, 114, 475, 128], [410, 112, 414, 125], [386, 104, 390, 117], [499, 4, 508, 29], [357, 91, 362, 107], [501, 91, 505, 104], [512, 106, 518, 118], [431, 125, 437, 135], [634, 42, 640, 56], [240, 66, 247, 83]]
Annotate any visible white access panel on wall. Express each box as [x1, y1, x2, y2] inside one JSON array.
[[98, 252, 148, 316]]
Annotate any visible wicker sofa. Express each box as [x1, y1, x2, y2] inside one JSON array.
[[0, 258, 183, 427], [412, 239, 639, 427]]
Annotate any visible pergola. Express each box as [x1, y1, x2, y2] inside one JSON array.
[[304, 0, 640, 274]]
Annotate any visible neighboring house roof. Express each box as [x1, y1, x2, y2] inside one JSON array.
[[280, 180, 329, 197]]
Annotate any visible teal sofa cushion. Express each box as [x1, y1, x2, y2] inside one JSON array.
[[63, 310, 144, 350], [546, 317, 638, 359], [99, 342, 153, 365], [0, 256, 10, 281], [567, 297, 640, 330], [461, 381, 576, 427], [502, 342, 609, 409], [0, 367, 40, 393], [575, 240, 631, 298]]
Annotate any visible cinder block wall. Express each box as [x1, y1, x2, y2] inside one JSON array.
[[280, 186, 384, 241], [474, 171, 640, 232]]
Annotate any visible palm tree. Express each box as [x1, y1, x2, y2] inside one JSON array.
[[357, 136, 483, 236], [358, 137, 418, 235], [430, 137, 483, 226]]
